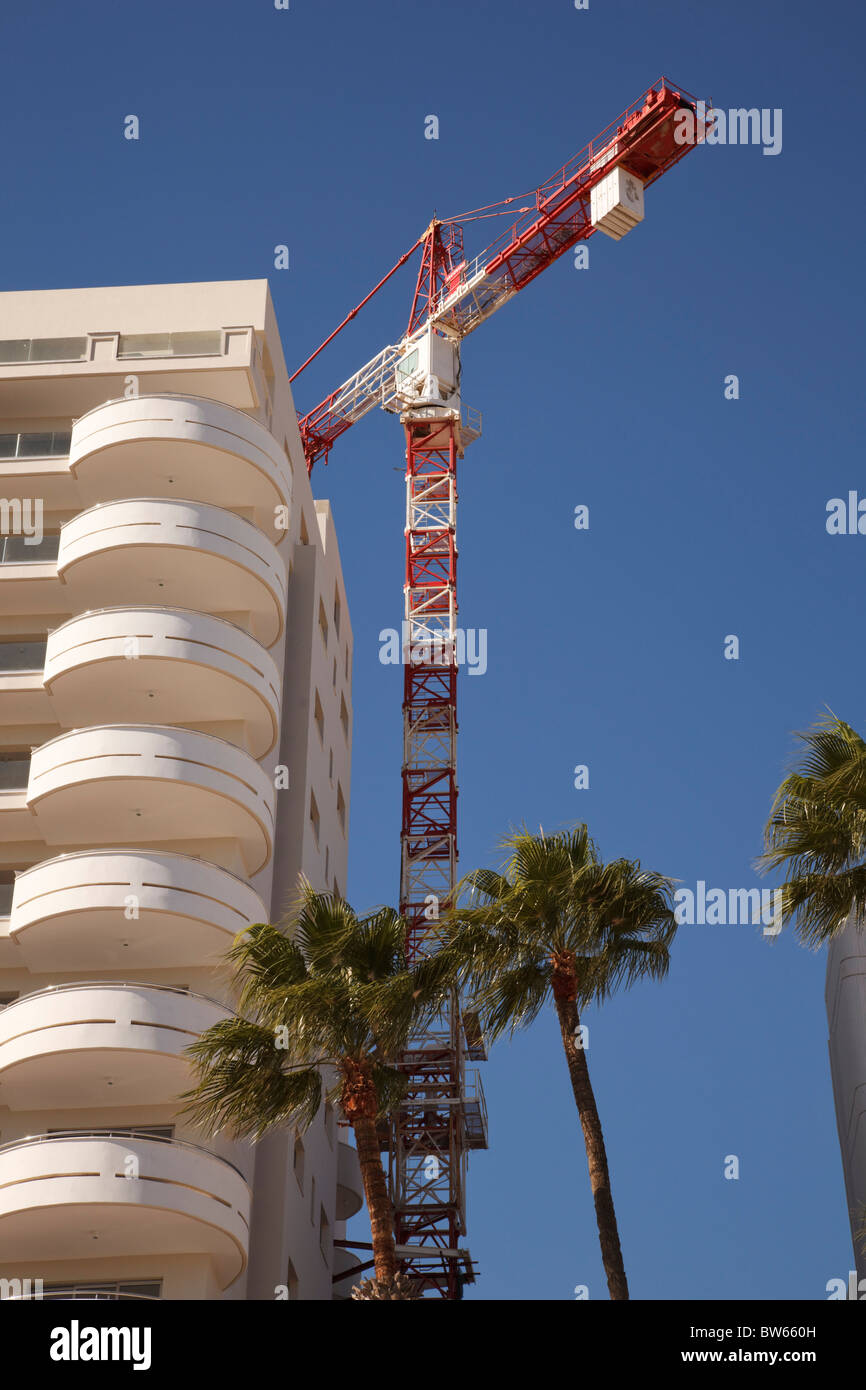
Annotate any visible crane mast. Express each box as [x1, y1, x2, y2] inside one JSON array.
[[293, 77, 705, 1297]]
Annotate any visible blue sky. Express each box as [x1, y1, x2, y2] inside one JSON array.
[[4, 0, 864, 1300]]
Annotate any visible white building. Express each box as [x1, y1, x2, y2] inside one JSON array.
[[826, 917, 866, 1285], [0, 281, 363, 1301]]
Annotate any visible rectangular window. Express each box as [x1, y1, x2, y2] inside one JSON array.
[[293, 1134, 305, 1191], [0, 431, 71, 459], [310, 790, 320, 845], [0, 535, 60, 564], [333, 588, 341, 638], [319, 1205, 331, 1261], [261, 340, 275, 400], [318, 599, 328, 649], [0, 337, 86, 364], [0, 755, 30, 790], [0, 870, 15, 917], [336, 783, 346, 834], [117, 331, 221, 359], [340, 695, 349, 740], [324, 1101, 335, 1149], [313, 690, 324, 743], [0, 639, 47, 672]]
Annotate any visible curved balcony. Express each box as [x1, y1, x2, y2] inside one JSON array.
[[8, 849, 267, 971], [58, 499, 287, 647], [0, 1133, 249, 1288], [336, 1140, 364, 1220], [0, 983, 229, 1109], [332, 1246, 365, 1299], [27, 726, 275, 874], [69, 395, 292, 537], [45, 607, 280, 757]]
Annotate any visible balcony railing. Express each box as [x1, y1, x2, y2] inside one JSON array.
[[117, 331, 222, 359], [0, 1130, 247, 1182], [0, 535, 59, 564], [0, 338, 86, 364], [8, 1287, 162, 1302], [0, 431, 71, 459], [0, 979, 228, 1014]]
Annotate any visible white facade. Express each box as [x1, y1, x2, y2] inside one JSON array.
[[826, 916, 866, 1282], [0, 281, 363, 1301]]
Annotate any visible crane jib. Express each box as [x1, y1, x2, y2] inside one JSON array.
[[297, 77, 703, 472]]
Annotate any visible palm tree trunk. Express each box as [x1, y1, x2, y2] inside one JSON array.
[[351, 1112, 398, 1287], [554, 995, 629, 1300]]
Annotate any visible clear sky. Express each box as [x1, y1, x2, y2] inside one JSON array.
[[3, 0, 864, 1300]]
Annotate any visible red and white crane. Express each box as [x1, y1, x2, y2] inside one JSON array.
[[291, 77, 705, 1299]]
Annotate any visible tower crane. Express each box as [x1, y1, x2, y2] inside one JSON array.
[[291, 78, 705, 1299]]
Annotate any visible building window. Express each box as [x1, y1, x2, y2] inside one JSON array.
[[313, 690, 324, 743], [324, 1102, 335, 1149], [345, 645, 351, 680], [318, 599, 328, 648], [319, 1205, 331, 1261], [286, 1261, 299, 1301], [337, 783, 346, 834], [0, 431, 71, 460], [333, 588, 341, 638], [0, 638, 47, 672], [0, 534, 59, 564], [310, 1175, 317, 1225], [340, 695, 349, 740], [0, 754, 30, 790], [332, 657, 337, 691], [325, 845, 330, 881], [299, 513, 310, 546], [117, 330, 221, 359], [328, 747, 333, 782], [0, 337, 86, 365], [310, 791, 320, 845], [293, 1134, 305, 1191], [0, 870, 14, 918]]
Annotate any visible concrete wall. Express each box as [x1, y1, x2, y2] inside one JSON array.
[[826, 916, 866, 1281]]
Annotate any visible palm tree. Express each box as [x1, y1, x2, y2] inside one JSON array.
[[423, 825, 677, 1300], [759, 712, 866, 944], [182, 883, 435, 1293]]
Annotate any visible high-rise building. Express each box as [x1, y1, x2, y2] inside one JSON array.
[[0, 280, 363, 1301], [826, 917, 866, 1286]]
